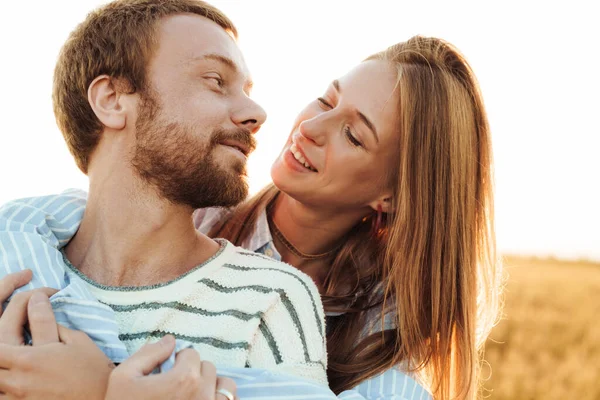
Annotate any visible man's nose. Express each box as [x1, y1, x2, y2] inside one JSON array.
[[231, 97, 267, 134]]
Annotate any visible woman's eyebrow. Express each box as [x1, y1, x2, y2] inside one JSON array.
[[332, 79, 379, 143]]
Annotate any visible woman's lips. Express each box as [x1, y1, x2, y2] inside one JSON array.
[[289, 139, 317, 172]]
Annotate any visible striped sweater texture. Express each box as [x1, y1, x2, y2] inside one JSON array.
[[64, 240, 327, 383], [0, 190, 327, 385]]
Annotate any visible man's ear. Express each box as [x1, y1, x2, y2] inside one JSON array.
[[87, 75, 128, 130], [368, 195, 393, 214]]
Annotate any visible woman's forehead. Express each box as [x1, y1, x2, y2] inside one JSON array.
[[337, 60, 399, 142]]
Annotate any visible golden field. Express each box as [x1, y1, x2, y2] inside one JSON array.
[[483, 256, 600, 400]]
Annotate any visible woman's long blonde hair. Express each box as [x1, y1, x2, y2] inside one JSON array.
[[210, 36, 501, 399]]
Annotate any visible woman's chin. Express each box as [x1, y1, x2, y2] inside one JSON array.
[[270, 170, 301, 199], [270, 169, 292, 193], [270, 159, 285, 186]]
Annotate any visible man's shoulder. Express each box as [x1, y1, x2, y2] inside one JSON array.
[[0, 189, 87, 240], [0, 189, 87, 218], [227, 247, 320, 293]]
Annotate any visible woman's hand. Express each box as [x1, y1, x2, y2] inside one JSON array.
[[106, 336, 239, 400], [0, 270, 58, 345], [0, 270, 238, 399], [0, 271, 114, 399], [0, 270, 34, 303]]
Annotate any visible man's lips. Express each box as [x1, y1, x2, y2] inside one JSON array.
[[220, 140, 251, 157]]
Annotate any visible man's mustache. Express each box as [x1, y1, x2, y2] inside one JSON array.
[[210, 128, 257, 155]]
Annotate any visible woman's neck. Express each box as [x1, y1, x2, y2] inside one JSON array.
[[269, 193, 367, 279]]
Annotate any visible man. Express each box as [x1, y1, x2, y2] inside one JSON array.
[[0, 1, 330, 398]]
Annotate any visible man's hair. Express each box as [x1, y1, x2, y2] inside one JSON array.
[[52, 0, 237, 173]]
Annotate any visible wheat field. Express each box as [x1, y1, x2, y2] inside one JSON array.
[[483, 256, 600, 400]]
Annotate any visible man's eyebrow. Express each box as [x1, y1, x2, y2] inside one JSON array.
[[192, 53, 253, 91], [201, 53, 237, 71], [332, 79, 379, 143]]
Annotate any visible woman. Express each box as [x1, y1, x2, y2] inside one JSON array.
[[196, 35, 501, 399], [0, 35, 500, 399]]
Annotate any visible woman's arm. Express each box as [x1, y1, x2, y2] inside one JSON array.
[[0, 191, 130, 362], [0, 272, 113, 399], [193, 206, 231, 234], [218, 367, 431, 400], [0, 272, 237, 400], [0, 273, 428, 400], [337, 368, 432, 400], [0, 196, 429, 399]]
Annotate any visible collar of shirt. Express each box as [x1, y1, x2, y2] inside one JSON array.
[[239, 208, 350, 317], [239, 207, 283, 261], [195, 206, 344, 317]]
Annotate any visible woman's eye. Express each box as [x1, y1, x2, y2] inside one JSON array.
[[317, 97, 332, 109], [345, 127, 362, 147]]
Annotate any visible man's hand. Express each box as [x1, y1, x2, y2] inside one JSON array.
[[106, 336, 239, 400]]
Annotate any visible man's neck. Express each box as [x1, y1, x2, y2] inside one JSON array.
[[64, 180, 219, 287]]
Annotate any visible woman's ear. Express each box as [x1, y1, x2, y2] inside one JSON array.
[[87, 75, 127, 130], [368, 196, 393, 213]]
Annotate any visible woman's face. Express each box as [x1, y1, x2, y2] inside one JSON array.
[[271, 60, 400, 212]]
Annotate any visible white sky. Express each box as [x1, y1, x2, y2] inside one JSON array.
[[0, 1, 598, 261]]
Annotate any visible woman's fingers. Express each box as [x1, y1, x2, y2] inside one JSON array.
[[0, 270, 33, 312], [117, 335, 176, 376], [216, 376, 238, 400], [108, 345, 236, 400], [108, 346, 206, 400], [28, 291, 59, 345], [0, 287, 58, 345], [160, 348, 207, 397], [200, 359, 217, 386]]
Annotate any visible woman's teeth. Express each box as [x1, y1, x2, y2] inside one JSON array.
[[290, 143, 316, 171]]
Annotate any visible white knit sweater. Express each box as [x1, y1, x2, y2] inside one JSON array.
[[62, 239, 328, 385]]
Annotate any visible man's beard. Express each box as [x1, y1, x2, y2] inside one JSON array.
[[131, 92, 256, 209]]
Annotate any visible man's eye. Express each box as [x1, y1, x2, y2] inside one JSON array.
[[206, 75, 224, 87]]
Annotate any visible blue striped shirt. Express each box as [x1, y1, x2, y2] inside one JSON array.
[[195, 208, 433, 399], [0, 190, 431, 399]]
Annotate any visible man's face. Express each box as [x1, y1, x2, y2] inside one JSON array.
[[131, 14, 266, 209]]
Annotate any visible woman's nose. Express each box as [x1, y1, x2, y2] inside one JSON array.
[[298, 112, 333, 146]]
